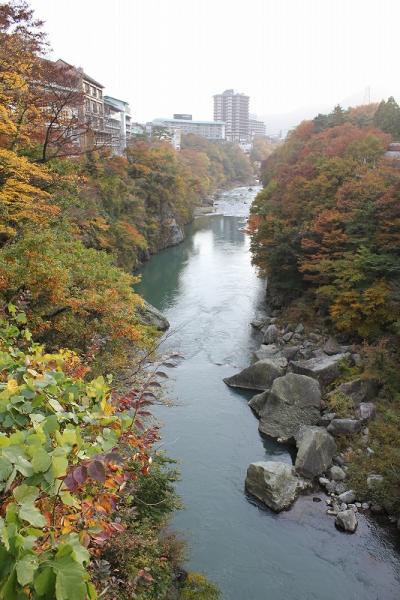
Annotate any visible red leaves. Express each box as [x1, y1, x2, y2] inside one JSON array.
[[87, 460, 106, 483]]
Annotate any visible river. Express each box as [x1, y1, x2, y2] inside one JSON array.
[[136, 186, 400, 600]]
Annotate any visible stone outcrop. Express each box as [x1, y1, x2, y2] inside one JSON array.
[[245, 461, 309, 512], [295, 426, 336, 478], [258, 373, 322, 442], [290, 353, 350, 387], [162, 217, 184, 247], [136, 300, 170, 331], [223, 359, 284, 391]]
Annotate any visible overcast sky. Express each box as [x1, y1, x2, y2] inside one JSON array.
[[29, 0, 400, 131]]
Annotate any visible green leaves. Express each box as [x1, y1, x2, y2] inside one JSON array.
[[16, 553, 38, 586], [14, 485, 46, 528], [31, 448, 52, 474], [18, 503, 46, 528], [54, 553, 87, 600], [34, 567, 56, 598]]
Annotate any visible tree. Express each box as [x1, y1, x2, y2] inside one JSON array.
[[373, 96, 400, 138]]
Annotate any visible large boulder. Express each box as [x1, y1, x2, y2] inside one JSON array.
[[223, 359, 284, 391], [258, 373, 322, 442], [327, 419, 362, 436], [295, 426, 336, 478], [335, 509, 358, 533], [245, 461, 309, 512], [136, 300, 170, 331], [290, 353, 350, 387], [328, 378, 379, 407], [248, 391, 269, 417]]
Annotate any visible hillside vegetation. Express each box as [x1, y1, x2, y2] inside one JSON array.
[[249, 101, 400, 510]]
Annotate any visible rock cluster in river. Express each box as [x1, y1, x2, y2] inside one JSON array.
[[225, 312, 387, 532]]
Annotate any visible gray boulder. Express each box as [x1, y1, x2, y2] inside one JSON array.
[[367, 474, 384, 490], [223, 359, 284, 391], [335, 509, 358, 533], [295, 426, 336, 478], [328, 378, 379, 407], [323, 337, 342, 356], [259, 374, 322, 442], [327, 419, 362, 436], [263, 324, 279, 344], [338, 490, 356, 504], [282, 346, 301, 361], [329, 465, 346, 481], [282, 332, 293, 342], [254, 344, 280, 361], [290, 353, 350, 387], [245, 461, 309, 512], [137, 300, 170, 331], [251, 317, 270, 330], [356, 402, 376, 422], [248, 391, 269, 417]]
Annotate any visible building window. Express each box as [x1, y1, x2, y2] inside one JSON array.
[[98, 90, 102, 99]]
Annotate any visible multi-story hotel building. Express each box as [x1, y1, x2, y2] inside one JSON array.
[[213, 89, 249, 143], [249, 115, 266, 139], [54, 59, 107, 148], [104, 96, 132, 154], [151, 115, 226, 142]]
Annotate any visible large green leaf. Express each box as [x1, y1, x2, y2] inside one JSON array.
[[19, 502, 46, 527], [0, 458, 12, 482], [54, 555, 86, 600], [34, 566, 56, 598], [51, 455, 68, 479], [32, 448, 52, 473], [16, 553, 38, 586], [14, 484, 39, 504]]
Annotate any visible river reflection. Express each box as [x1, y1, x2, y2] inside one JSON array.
[[136, 187, 400, 600]]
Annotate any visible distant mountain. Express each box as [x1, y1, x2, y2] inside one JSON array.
[[260, 87, 395, 138], [260, 105, 330, 137]]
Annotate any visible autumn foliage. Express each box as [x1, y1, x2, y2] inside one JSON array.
[[250, 105, 400, 339]]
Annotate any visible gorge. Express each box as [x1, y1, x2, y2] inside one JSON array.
[[136, 187, 400, 600]]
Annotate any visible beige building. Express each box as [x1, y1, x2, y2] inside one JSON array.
[[249, 115, 266, 139]]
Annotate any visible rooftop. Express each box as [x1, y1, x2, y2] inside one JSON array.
[[154, 117, 225, 126]]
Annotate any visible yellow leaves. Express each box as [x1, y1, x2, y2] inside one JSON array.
[[330, 280, 394, 338], [6, 378, 19, 393], [0, 148, 58, 239], [100, 399, 115, 417]]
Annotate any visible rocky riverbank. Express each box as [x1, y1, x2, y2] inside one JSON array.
[[224, 305, 400, 535]]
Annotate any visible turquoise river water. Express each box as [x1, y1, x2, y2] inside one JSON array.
[[136, 187, 400, 600]]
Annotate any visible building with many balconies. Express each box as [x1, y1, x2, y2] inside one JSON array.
[[213, 89, 249, 143]]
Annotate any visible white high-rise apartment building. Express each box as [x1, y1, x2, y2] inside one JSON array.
[[213, 89, 249, 143]]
